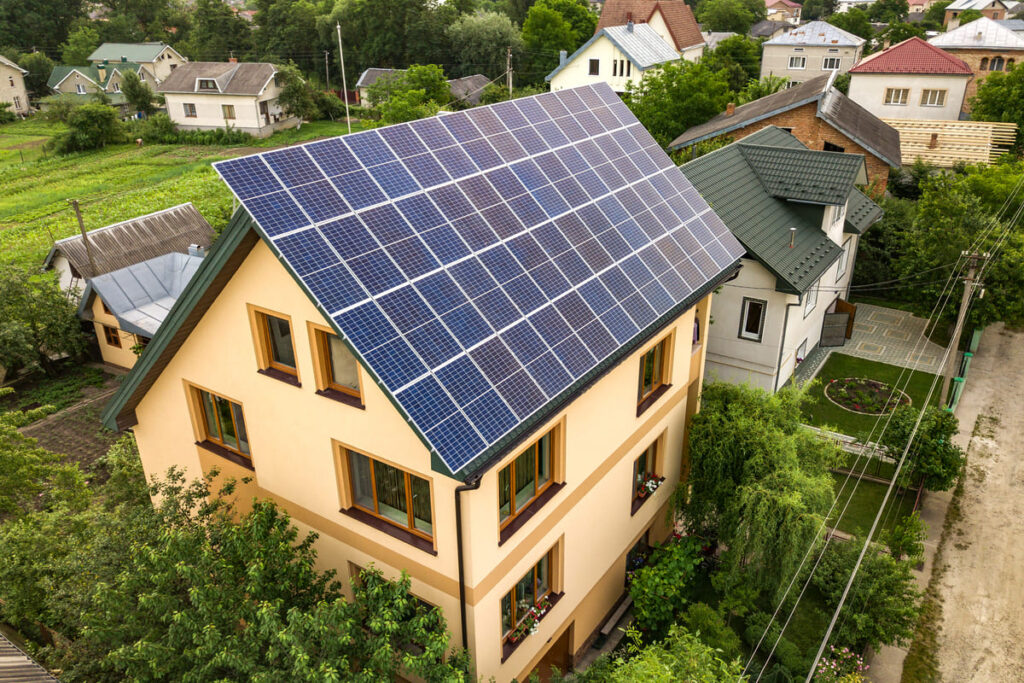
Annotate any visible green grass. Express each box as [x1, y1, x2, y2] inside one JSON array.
[[0, 364, 110, 416], [839, 451, 896, 480], [830, 472, 916, 537], [802, 353, 941, 440], [243, 119, 369, 147]]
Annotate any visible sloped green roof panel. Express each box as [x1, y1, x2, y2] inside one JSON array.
[[739, 144, 865, 206], [844, 187, 884, 234], [87, 42, 169, 63]]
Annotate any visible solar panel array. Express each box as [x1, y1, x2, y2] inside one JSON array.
[[213, 83, 745, 475]]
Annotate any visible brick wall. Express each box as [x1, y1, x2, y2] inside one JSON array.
[[707, 102, 892, 192], [944, 48, 1024, 112]]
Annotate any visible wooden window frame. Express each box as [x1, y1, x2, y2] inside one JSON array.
[[589, 59, 599, 76], [884, 88, 908, 106], [103, 324, 121, 348], [920, 89, 946, 107], [498, 427, 559, 533], [501, 549, 555, 644], [222, 104, 235, 119], [186, 382, 252, 466], [308, 321, 363, 406], [637, 333, 673, 410], [183, 102, 197, 117], [247, 304, 301, 385]]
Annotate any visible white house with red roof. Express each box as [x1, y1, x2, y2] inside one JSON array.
[[847, 37, 973, 120], [595, 0, 706, 60]]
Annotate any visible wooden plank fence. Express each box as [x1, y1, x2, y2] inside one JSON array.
[[881, 119, 1017, 166]]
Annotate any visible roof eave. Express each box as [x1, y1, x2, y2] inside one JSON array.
[[669, 93, 824, 150]]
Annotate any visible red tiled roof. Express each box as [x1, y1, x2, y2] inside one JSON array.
[[767, 0, 801, 8], [849, 36, 973, 75], [596, 0, 704, 51]]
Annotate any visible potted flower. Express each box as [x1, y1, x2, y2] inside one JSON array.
[[636, 472, 662, 498], [509, 597, 553, 643]]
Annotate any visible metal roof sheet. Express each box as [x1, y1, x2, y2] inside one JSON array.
[[929, 16, 1024, 49], [844, 187, 883, 234], [0, 632, 58, 682], [87, 42, 171, 63], [765, 20, 865, 46], [547, 23, 679, 81], [740, 143, 866, 205]]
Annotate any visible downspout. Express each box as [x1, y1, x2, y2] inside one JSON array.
[[455, 474, 482, 652], [774, 299, 801, 392]]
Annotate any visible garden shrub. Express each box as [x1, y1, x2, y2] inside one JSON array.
[[0, 101, 15, 124], [681, 602, 742, 660], [629, 535, 702, 639], [128, 114, 253, 145], [51, 102, 123, 154], [743, 611, 810, 677]]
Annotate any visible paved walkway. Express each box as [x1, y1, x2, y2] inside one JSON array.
[[845, 304, 947, 375]]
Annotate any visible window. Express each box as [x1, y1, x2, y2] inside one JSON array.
[[312, 327, 361, 400], [251, 308, 298, 380], [920, 89, 946, 106], [499, 430, 553, 529], [347, 448, 433, 539], [7, 76, 12, 87], [626, 60, 631, 77], [183, 102, 197, 117], [613, 60, 617, 77], [195, 387, 251, 459], [832, 203, 844, 225], [796, 338, 808, 364], [786, 81, 802, 89], [981, 57, 989, 70], [990, 56, 1004, 71], [827, 47, 839, 52], [103, 324, 121, 347], [804, 279, 819, 317], [822, 57, 841, 70], [823, 141, 845, 152], [12, 96, 20, 109], [112, 81, 120, 92], [631, 439, 660, 510], [198, 78, 217, 90], [884, 88, 909, 106], [739, 298, 766, 342], [789, 56, 806, 69], [76, 83, 86, 94], [625, 531, 651, 585], [637, 335, 671, 407], [836, 237, 850, 280], [222, 104, 235, 119], [500, 549, 553, 644], [589, 59, 599, 75]]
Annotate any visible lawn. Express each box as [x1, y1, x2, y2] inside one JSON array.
[[830, 472, 916, 537], [0, 117, 367, 272], [802, 353, 941, 441]]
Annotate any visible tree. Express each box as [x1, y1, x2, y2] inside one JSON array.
[[812, 540, 921, 651], [0, 267, 87, 376], [868, 0, 909, 23], [255, 0, 324, 73], [628, 537, 702, 638], [17, 51, 55, 101], [876, 21, 926, 44], [580, 625, 743, 682], [739, 75, 788, 103], [850, 195, 916, 291], [922, 0, 951, 29], [881, 406, 964, 491], [61, 23, 100, 65], [0, 0, 86, 54], [697, 0, 756, 34], [802, 0, 838, 20], [120, 69, 156, 117], [521, 3, 577, 83], [882, 511, 927, 561], [956, 8, 983, 24], [274, 63, 319, 128], [703, 35, 762, 92], [625, 61, 732, 147], [378, 88, 441, 124], [537, 0, 598, 48], [680, 602, 743, 661], [972, 63, 1024, 148], [181, 0, 254, 61], [52, 102, 123, 153], [828, 8, 873, 41], [447, 11, 524, 79], [0, 101, 14, 123], [365, 64, 449, 108]]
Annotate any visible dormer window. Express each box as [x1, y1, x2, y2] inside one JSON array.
[[198, 79, 218, 91]]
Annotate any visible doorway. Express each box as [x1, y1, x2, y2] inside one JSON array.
[[530, 624, 573, 682]]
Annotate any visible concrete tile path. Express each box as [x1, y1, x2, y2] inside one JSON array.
[[845, 304, 947, 375]]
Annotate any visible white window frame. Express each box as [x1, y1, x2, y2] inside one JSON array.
[[789, 56, 807, 70], [804, 279, 819, 317], [884, 88, 909, 106], [920, 89, 946, 107], [836, 238, 850, 281], [12, 95, 21, 109], [822, 57, 841, 70], [832, 203, 844, 226], [796, 338, 808, 363], [739, 297, 767, 342], [76, 83, 86, 94], [112, 81, 120, 92]]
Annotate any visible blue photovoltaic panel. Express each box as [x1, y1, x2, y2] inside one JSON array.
[[213, 83, 745, 476]]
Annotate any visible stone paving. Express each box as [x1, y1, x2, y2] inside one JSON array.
[[843, 304, 947, 375]]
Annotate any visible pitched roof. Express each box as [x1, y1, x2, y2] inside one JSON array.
[[105, 84, 746, 479], [680, 126, 877, 293], [765, 20, 866, 46], [47, 63, 144, 90], [749, 19, 793, 38], [929, 16, 1024, 49], [448, 74, 492, 105], [355, 68, 404, 89], [0, 54, 27, 74], [669, 75, 902, 168], [946, 0, 1007, 10], [547, 22, 680, 81], [703, 31, 738, 50], [998, 18, 1024, 31], [80, 251, 205, 337], [0, 632, 58, 682], [596, 0, 705, 50], [155, 62, 277, 95], [851, 36, 974, 74], [844, 187, 883, 234], [87, 42, 173, 63], [43, 203, 215, 279], [767, 0, 801, 8]]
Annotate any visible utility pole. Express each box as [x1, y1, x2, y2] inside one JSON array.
[[336, 22, 351, 134], [325, 50, 331, 91], [941, 251, 987, 407], [506, 46, 513, 98], [68, 199, 98, 277]]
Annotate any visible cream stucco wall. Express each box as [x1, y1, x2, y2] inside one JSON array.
[[90, 294, 144, 369], [148, 47, 187, 82], [549, 35, 677, 93], [1, 62, 29, 114], [761, 43, 863, 83], [128, 235, 713, 681], [55, 70, 100, 95], [847, 72, 970, 120], [161, 86, 296, 138]]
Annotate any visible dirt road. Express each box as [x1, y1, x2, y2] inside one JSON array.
[[935, 324, 1024, 681]]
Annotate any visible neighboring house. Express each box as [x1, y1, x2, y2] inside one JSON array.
[[448, 74, 492, 106], [354, 67, 404, 105], [101, 83, 746, 681], [998, 17, 1024, 33], [837, 0, 876, 11], [944, 0, 1012, 27], [750, 19, 794, 40], [547, 22, 681, 92], [703, 31, 739, 50], [79, 250, 205, 369], [929, 17, 1024, 109], [0, 632, 58, 682], [849, 36, 974, 119], [766, 0, 803, 23], [0, 54, 29, 115], [87, 42, 187, 83], [156, 61, 298, 138], [44, 61, 149, 115], [669, 74, 901, 191], [595, 0, 706, 60], [680, 126, 883, 391], [43, 202, 215, 295], [760, 21, 867, 85]]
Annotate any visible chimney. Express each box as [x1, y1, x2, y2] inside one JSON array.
[[627, 11, 633, 21], [789, 227, 797, 248], [725, 102, 736, 116], [627, 20, 634, 32], [559, 50, 567, 65], [121, 55, 127, 62], [229, 56, 238, 63], [188, 244, 206, 257]]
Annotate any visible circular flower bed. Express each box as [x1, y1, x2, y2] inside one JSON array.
[[824, 377, 911, 415]]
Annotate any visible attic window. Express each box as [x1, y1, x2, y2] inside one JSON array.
[[198, 78, 218, 91]]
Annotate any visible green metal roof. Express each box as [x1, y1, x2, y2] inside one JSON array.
[[47, 63, 142, 90], [87, 42, 170, 63], [844, 187, 884, 234], [739, 144, 866, 206], [680, 127, 875, 294]]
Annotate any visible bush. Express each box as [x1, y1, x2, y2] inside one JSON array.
[[42, 94, 84, 123], [0, 101, 15, 123], [681, 602, 743, 660], [128, 114, 253, 145], [744, 611, 810, 676], [629, 535, 702, 639], [51, 102, 123, 154]]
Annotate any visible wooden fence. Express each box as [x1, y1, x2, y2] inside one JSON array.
[[881, 119, 1018, 166]]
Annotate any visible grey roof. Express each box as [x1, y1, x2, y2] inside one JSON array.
[[0, 54, 27, 74], [80, 252, 205, 337], [703, 31, 738, 50], [447, 74, 491, 105], [547, 22, 679, 81], [43, 203, 215, 279], [765, 20, 866, 46], [680, 126, 877, 293], [946, 0, 1007, 10], [929, 17, 1024, 48], [355, 68, 404, 89], [845, 187, 883, 234], [669, 75, 901, 168], [0, 632, 58, 682], [998, 18, 1024, 31], [155, 62, 277, 95], [749, 19, 793, 38]]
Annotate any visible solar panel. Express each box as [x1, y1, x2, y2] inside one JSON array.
[[214, 83, 745, 475]]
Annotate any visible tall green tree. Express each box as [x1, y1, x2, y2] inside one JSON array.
[[801, 0, 838, 20], [447, 11, 524, 78], [828, 8, 874, 41], [876, 21, 926, 44], [578, 625, 743, 682], [922, 0, 951, 28], [16, 51, 55, 101], [868, 0, 909, 23], [881, 406, 964, 491], [625, 61, 732, 147], [119, 69, 157, 117], [365, 63, 449, 107], [255, 0, 324, 73], [972, 63, 1024, 147], [520, 2, 576, 83], [697, 0, 756, 33], [702, 34, 762, 92], [275, 63, 319, 127], [0, 267, 86, 376], [61, 23, 100, 65], [537, 0, 597, 48], [181, 0, 254, 61], [0, 0, 85, 54]]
